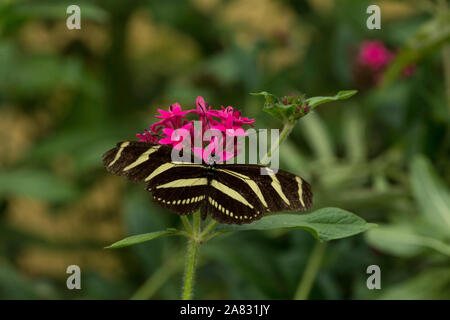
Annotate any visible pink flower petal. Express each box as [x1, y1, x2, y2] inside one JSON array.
[[158, 137, 173, 144]]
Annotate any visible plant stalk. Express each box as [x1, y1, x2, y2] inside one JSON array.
[[182, 238, 200, 300], [181, 215, 193, 234], [294, 242, 326, 300], [131, 253, 182, 300], [193, 210, 201, 234], [200, 220, 218, 239], [260, 121, 295, 165], [181, 211, 201, 300]]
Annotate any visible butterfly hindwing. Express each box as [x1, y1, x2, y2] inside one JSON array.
[[206, 171, 267, 224], [150, 181, 207, 216], [146, 164, 208, 216]]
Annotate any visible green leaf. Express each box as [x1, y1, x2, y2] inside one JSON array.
[[410, 155, 450, 236], [250, 91, 279, 104], [217, 207, 374, 242], [365, 225, 450, 257], [251, 91, 287, 121], [105, 230, 182, 249], [305, 90, 358, 109]]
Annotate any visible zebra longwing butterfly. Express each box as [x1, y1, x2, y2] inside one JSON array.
[[103, 141, 313, 225]]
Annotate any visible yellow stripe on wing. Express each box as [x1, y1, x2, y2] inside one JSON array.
[[108, 141, 130, 167], [155, 178, 208, 189], [123, 146, 161, 171], [217, 169, 268, 208], [210, 180, 254, 209], [295, 176, 305, 207], [145, 162, 205, 182], [265, 168, 290, 206]]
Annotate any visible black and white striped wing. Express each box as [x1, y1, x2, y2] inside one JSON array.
[[102, 141, 207, 216], [103, 141, 173, 183], [210, 164, 313, 224], [103, 142, 313, 224], [205, 171, 267, 224], [146, 163, 207, 216]]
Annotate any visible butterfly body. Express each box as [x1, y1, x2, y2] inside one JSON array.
[[103, 141, 313, 225]]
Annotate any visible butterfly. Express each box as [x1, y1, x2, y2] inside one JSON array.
[[102, 141, 313, 225]]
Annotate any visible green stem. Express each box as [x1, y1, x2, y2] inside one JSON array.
[[181, 216, 193, 234], [294, 242, 326, 300], [131, 253, 182, 300], [193, 211, 201, 234], [182, 238, 200, 300], [181, 211, 201, 300], [260, 122, 295, 165], [200, 220, 218, 239]]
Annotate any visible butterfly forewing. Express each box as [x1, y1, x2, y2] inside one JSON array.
[[103, 141, 173, 183]]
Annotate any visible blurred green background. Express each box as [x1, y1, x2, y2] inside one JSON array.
[[0, 0, 449, 300]]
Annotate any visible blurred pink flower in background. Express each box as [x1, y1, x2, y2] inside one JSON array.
[[356, 41, 394, 71], [137, 96, 255, 162], [352, 40, 416, 88]]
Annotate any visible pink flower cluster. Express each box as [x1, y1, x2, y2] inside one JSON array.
[[137, 96, 255, 163], [353, 40, 416, 87]]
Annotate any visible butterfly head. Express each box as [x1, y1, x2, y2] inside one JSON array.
[[206, 153, 220, 167]]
